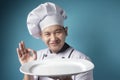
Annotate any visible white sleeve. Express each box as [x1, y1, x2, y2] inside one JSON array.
[[70, 49, 90, 60], [72, 70, 93, 80]]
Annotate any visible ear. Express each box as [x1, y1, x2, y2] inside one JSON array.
[[64, 26, 68, 36], [39, 32, 43, 39]]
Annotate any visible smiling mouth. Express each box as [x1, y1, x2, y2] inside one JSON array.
[[50, 43, 57, 45], [50, 42, 60, 46]]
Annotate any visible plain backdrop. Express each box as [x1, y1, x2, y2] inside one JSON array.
[[1, 0, 120, 80]]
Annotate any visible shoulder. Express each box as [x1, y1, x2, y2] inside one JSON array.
[[70, 48, 91, 60]]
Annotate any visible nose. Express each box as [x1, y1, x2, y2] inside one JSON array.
[[50, 33, 57, 41]]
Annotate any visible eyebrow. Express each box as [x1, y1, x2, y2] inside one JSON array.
[[55, 28, 64, 31], [56, 27, 65, 30], [43, 28, 64, 33]]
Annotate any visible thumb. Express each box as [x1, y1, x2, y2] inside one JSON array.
[[31, 50, 37, 60], [28, 49, 37, 60]]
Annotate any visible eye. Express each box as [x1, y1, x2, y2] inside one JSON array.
[[56, 31, 61, 33], [55, 29, 63, 33], [44, 33, 50, 36]]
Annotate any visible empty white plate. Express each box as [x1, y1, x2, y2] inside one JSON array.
[[20, 59, 94, 77]]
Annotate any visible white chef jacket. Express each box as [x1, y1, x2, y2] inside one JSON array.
[[32, 43, 93, 80]]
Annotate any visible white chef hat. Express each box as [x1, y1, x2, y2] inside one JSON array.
[[27, 2, 67, 39]]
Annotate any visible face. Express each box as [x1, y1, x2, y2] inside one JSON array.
[[40, 25, 68, 53]]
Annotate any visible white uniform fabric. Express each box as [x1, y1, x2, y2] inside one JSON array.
[[32, 47, 93, 80]]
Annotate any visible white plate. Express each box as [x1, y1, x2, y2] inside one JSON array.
[[20, 59, 94, 77]]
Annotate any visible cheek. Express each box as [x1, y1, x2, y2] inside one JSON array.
[[42, 37, 49, 44], [58, 34, 66, 41]]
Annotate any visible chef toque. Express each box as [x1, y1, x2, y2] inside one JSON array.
[[27, 2, 67, 39]]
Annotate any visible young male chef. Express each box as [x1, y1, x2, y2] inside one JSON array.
[[17, 2, 93, 80]]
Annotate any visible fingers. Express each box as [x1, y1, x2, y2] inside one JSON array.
[[16, 41, 26, 60], [16, 41, 37, 65], [16, 48, 22, 58], [16, 47, 26, 60], [32, 50, 37, 60], [27, 49, 37, 60], [19, 41, 26, 54]]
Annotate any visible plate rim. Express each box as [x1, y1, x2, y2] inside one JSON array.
[[20, 59, 94, 76]]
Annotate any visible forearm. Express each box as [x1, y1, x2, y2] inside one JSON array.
[[62, 77, 72, 80], [24, 75, 40, 80], [23, 75, 29, 80], [52, 76, 72, 80], [23, 75, 35, 80]]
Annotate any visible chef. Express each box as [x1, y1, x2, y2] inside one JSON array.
[[16, 2, 93, 80]]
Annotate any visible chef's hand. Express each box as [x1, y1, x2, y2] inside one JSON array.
[[50, 76, 72, 80], [16, 41, 37, 65]]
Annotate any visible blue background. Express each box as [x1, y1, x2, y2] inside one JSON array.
[[1, 0, 120, 80]]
